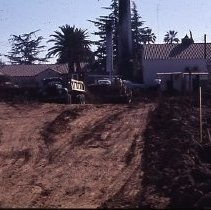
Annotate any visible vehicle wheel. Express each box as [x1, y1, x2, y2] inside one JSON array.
[[66, 94, 72, 104], [82, 94, 86, 104], [127, 95, 132, 104], [79, 94, 85, 104], [124, 87, 133, 104], [128, 90, 133, 103]]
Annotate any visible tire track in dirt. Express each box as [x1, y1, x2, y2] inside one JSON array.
[[41, 108, 83, 145], [96, 105, 155, 208], [0, 102, 155, 208], [0, 104, 62, 168], [72, 110, 125, 147], [35, 104, 154, 208], [43, 106, 124, 164]]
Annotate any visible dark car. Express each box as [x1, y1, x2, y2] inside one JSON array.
[[38, 77, 70, 103]]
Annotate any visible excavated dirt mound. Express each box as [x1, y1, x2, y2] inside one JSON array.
[[141, 96, 211, 209], [2, 95, 210, 209], [0, 102, 155, 208]]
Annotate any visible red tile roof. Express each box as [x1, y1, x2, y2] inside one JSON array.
[[0, 64, 69, 77], [144, 43, 211, 61]]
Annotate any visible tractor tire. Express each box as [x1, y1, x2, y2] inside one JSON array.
[[127, 90, 133, 104], [79, 94, 86, 104], [124, 86, 133, 104], [66, 94, 72, 104]]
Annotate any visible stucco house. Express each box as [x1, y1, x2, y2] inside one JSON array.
[[0, 64, 69, 88], [143, 42, 211, 91]]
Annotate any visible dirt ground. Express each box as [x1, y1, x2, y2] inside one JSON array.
[[0, 101, 155, 208], [140, 95, 211, 209], [1, 94, 211, 209]]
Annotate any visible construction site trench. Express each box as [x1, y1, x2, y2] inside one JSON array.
[[0, 95, 211, 208]]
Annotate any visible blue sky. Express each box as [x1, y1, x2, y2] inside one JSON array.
[[0, 0, 211, 63]]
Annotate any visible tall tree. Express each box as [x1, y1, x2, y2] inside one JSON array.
[[131, 2, 156, 81], [131, 1, 144, 82], [91, 0, 156, 73], [131, 2, 156, 45], [110, 0, 119, 71], [47, 25, 92, 74], [141, 28, 156, 44], [131, 2, 144, 47], [6, 30, 47, 65], [89, 0, 119, 72], [164, 30, 179, 44]]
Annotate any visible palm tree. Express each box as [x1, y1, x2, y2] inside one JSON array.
[[164, 30, 179, 44], [47, 25, 92, 74], [141, 28, 156, 44]]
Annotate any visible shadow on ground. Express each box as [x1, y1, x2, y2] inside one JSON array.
[[140, 96, 211, 209]]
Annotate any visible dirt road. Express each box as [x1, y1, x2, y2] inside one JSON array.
[[0, 102, 154, 208]]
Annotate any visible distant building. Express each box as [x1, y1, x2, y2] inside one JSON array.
[[143, 43, 211, 91], [0, 64, 69, 88]]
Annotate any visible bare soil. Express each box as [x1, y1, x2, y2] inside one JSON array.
[[0, 101, 155, 208], [140, 95, 211, 209], [1, 94, 211, 209]]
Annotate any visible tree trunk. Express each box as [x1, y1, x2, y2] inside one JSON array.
[[118, 0, 134, 81]]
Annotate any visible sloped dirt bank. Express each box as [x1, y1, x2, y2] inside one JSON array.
[[0, 102, 155, 208], [140, 96, 211, 209]]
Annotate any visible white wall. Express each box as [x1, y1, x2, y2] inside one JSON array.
[[143, 59, 207, 86]]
